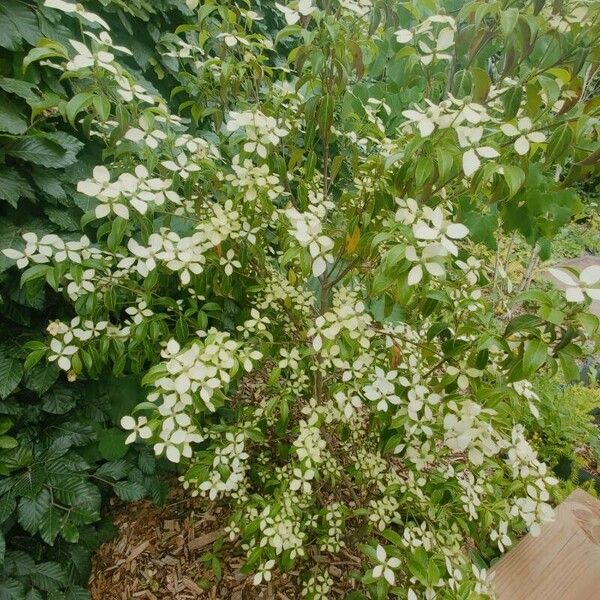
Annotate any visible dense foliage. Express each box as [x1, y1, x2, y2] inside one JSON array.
[[0, 1, 191, 598], [1, 0, 600, 598]]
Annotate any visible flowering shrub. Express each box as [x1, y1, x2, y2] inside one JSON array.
[[3, 0, 600, 598]]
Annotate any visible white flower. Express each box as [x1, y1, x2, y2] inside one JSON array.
[[121, 415, 152, 444], [84, 31, 132, 55], [394, 197, 419, 224], [405, 243, 447, 285], [124, 116, 167, 149], [333, 390, 363, 419], [88, 169, 130, 219], [285, 208, 334, 277], [417, 26, 454, 65], [372, 545, 401, 585], [276, 0, 316, 25], [402, 100, 451, 137], [2, 232, 59, 269], [216, 33, 250, 47], [456, 126, 500, 177], [548, 265, 600, 302], [289, 467, 315, 494], [162, 153, 201, 180], [339, 0, 372, 17], [363, 368, 401, 412], [66, 268, 96, 300], [413, 207, 469, 255], [77, 165, 111, 197], [44, 0, 110, 29], [66, 39, 116, 73], [219, 249, 241, 276], [226, 110, 289, 159], [490, 520, 512, 553], [253, 559, 275, 585], [48, 337, 78, 371], [115, 75, 154, 103], [125, 300, 154, 325], [395, 28, 414, 43], [501, 117, 546, 155]]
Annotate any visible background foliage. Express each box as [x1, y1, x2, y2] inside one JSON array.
[[0, 2, 193, 597]]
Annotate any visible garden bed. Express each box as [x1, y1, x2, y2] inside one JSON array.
[[88, 484, 362, 599]]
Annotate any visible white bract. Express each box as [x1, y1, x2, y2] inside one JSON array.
[[372, 545, 401, 585], [501, 117, 547, 155], [456, 126, 500, 177], [548, 266, 600, 302], [276, 0, 316, 25]]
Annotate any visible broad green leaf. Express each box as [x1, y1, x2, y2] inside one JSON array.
[[545, 124, 572, 165], [0, 349, 23, 399], [0, 94, 27, 135], [114, 481, 146, 502], [8, 135, 73, 168], [522, 339, 547, 376], [17, 489, 51, 534], [98, 429, 128, 461], [29, 562, 67, 592]]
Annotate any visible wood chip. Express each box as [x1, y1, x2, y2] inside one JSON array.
[[182, 577, 203, 595], [187, 528, 224, 551]]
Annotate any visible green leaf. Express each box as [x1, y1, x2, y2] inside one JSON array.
[[0, 77, 38, 102], [407, 548, 429, 585], [522, 339, 547, 376], [500, 8, 519, 36], [505, 314, 543, 336], [107, 217, 128, 251], [470, 67, 491, 102], [95, 460, 130, 481], [20, 264, 51, 286], [347, 40, 364, 79], [114, 481, 146, 502], [318, 94, 334, 135], [502, 165, 525, 197], [41, 387, 76, 414], [29, 562, 67, 592], [98, 429, 128, 461], [0, 437, 17, 450], [0, 350, 23, 399], [23, 39, 68, 71], [0, 169, 35, 208], [23, 362, 59, 395], [0, 578, 24, 600], [38, 506, 62, 545], [51, 476, 101, 511], [0, 0, 41, 50], [0, 94, 27, 135], [545, 124, 572, 165], [0, 494, 16, 525], [44, 207, 81, 232], [503, 87, 522, 120], [558, 350, 579, 381], [17, 489, 51, 534], [66, 93, 93, 126], [8, 136, 67, 168]]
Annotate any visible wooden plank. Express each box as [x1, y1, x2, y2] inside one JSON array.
[[490, 489, 600, 600]]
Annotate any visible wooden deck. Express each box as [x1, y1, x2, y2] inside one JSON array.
[[490, 489, 600, 600]]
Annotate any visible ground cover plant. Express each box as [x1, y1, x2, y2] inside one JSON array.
[[2, 0, 600, 598]]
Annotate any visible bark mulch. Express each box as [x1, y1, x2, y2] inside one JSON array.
[[89, 485, 235, 599], [88, 483, 357, 599]]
